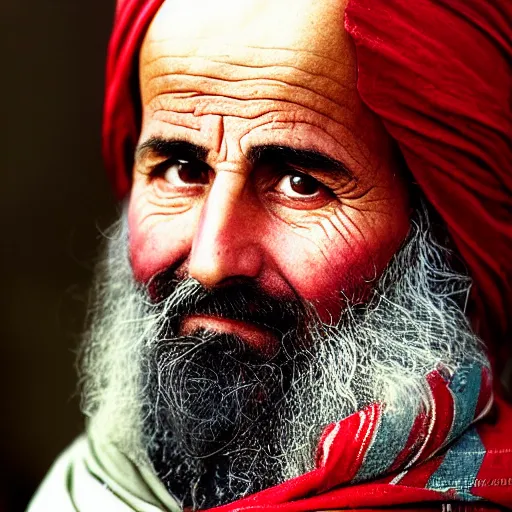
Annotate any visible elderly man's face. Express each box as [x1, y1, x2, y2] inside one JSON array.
[[128, 0, 410, 347], [81, 0, 487, 508]]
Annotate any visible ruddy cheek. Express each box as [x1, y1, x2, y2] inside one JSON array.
[[128, 227, 160, 284], [297, 247, 375, 318], [274, 230, 402, 323], [127, 211, 192, 284]]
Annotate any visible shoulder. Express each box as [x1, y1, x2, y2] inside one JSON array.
[[26, 436, 134, 512]]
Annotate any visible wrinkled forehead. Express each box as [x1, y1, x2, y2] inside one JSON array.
[[140, 0, 354, 87]]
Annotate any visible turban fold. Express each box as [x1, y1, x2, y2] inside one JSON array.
[[103, 0, 512, 356]]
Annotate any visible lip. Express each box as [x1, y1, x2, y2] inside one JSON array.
[[180, 315, 277, 355]]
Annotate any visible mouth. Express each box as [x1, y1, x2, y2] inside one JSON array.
[[180, 315, 278, 356]]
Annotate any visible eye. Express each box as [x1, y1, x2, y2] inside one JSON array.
[[163, 159, 211, 186], [274, 173, 324, 198]]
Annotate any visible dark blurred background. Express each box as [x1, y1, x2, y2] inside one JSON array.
[[2, 2, 117, 510]]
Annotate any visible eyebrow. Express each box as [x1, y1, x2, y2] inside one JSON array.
[[248, 145, 354, 178], [135, 137, 353, 178], [135, 137, 208, 164]]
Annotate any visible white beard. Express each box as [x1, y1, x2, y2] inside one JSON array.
[[79, 203, 487, 509]]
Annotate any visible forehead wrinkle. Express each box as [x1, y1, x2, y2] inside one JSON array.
[[146, 74, 354, 115], [141, 41, 353, 87], [143, 41, 349, 69], [143, 57, 351, 108], [146, 107, 203, 130], [139, 22, 360, 133], [143, 79, 356, 129], [145, 55, 351, 89], [150, 99, 348, 128], [148, 93, 357, 148]]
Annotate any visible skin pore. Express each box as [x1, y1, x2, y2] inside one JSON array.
[[129, 0, 411, 345]]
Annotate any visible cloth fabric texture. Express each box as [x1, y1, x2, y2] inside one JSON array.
[[28, 364, 510, 511], [39, 0, 510, 510]]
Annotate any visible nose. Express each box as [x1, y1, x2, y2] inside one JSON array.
[[188, 168, 264, 288]]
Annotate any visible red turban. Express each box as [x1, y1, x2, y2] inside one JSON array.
[[103, 0, 512, 358], [344, 0, 512, 365], [102, 3, 512, 509]]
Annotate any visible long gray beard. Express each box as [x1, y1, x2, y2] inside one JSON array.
[[79, 204, 487, 510]]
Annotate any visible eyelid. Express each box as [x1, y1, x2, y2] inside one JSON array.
[[148, 156, 210, 178], [275, 176, 319, 197], [281, 168, 335, 194], [267, 177, 336, 211]]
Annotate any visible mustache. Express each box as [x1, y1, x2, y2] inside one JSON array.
[[149, 273, 310, 339]]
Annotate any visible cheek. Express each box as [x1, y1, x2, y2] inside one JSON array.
[[270, 211, 410, 322], [274, 238, 371, 321], [127, 195, 197, 284]]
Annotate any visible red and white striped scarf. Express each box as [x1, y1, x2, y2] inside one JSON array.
[[209, 362, 512, 511]]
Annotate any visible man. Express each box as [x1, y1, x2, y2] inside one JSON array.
[[29, 0, 512, 511]]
